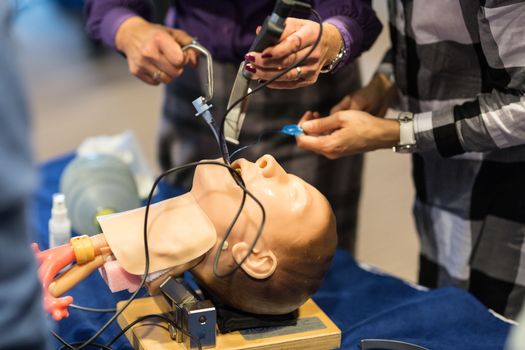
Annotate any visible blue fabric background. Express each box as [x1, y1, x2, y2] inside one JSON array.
[[33, 154, 511, 349]]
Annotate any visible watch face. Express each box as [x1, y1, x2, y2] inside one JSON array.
[[399, 115, 411, 123], [393, 144, 415, 153], [398, 113, 414, 123]]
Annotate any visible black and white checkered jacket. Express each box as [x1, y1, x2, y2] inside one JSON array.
[[385, 0, 525, 319]]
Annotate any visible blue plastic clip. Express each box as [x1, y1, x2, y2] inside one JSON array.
[[280, 124, 304, 136]]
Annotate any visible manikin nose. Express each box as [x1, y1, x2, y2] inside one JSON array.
[[256, 155, 286, 178]]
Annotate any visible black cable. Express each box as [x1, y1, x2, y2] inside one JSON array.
[[106, 313, 202, 350], [52, 330, 112, 350], [59, 343, 112, 350], [212, 169, 267, 278], [69, 304, 116, 313], [218, 7, 324, 163], [51, 330, 75, 350]]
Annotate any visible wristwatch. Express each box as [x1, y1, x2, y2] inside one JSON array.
[[393, 112, 416, 153], [320, 42, 346, 73]]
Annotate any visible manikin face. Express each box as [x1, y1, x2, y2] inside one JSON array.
[[190, 155, 336, 314], [190, 154, 333, 260]]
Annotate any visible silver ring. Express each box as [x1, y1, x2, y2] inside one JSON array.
[[152, 70, 162, 82], [295, 66, 302, 80]]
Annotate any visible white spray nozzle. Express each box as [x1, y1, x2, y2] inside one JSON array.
[[52, 193, 67, 215]]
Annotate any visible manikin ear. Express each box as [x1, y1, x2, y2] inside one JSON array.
[[231, 242, 277, 279]]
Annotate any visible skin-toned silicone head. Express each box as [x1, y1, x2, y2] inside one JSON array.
[[34, 155, 337, 318], [190, 154, 337, 314]]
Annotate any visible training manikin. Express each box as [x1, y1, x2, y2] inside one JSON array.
[[35, 155, 337, 320]]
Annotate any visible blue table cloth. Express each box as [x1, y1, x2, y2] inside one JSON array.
[[33, 154, 512, 349]]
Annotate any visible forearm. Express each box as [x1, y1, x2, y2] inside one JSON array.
[[85, 0, 153, 49], [414, 92, 525, 157]]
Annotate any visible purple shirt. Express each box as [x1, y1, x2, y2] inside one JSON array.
[[85, 0, 382, 67]]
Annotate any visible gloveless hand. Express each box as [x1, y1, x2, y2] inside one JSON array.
[[331, 73, 397, 117], [115, 16, 198, 86], [296, 110, 400, 159], [244, 18, 343, 89]]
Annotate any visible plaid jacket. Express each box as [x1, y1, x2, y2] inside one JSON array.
[[386, 0, 525, 318]]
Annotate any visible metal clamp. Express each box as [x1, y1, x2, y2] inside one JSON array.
[[160, 276, 216, 349], [182, 40, 213, 103]]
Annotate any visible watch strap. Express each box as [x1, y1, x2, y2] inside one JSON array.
[[393, 112, 416, 153], [320, 41, 346, 73]]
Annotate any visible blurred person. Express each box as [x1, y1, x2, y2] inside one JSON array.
[[296, 0, 525, 319], [84, 0, 383, 252], [0, 1, 50, 348]]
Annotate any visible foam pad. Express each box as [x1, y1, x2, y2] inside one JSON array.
[[98, 260, 141, 293]]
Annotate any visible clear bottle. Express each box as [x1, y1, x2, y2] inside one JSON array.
[[49, 193, 71, 248]]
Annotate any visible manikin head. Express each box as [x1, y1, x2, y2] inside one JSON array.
[[189, 155, 337, 314], [98, 155, 337, 315]]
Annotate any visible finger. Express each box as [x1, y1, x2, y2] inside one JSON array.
[[150, 55, 183, 80], [330, 95, 353, 114], [264, 22, 316, 59], [249, 46, 318, 70], [155, 32, 185, 67], [299, 111, 315, 124], [166, 29, 195, 64], [297, 134, 343, 160], [296, 134, 329, 153], [254, 64, 314, 82], [137, 70, 161, 86], [300, 115, 342, 135], [255, 25, 262, 35], [129, 60, 161, 85], [265, 78, 314, 89], [185, 49, 199, 67], [137, 60, 171, 85], [348, 94, 369, 111], [152, 70, 174, 84]]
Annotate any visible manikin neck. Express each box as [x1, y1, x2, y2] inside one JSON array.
[[97, 192, 217, 275]]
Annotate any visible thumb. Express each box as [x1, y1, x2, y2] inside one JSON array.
[[300, 114, 341, 135], [330, 95, 352, 114]]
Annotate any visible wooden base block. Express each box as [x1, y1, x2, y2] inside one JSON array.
[[117, 296, 341, 350]]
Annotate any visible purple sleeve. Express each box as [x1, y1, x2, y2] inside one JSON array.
[[315, 0, 382, 67], [85, 0, 153, 49]]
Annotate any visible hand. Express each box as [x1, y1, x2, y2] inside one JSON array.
[[244, 18, 343, 89], [296, 110, 400, 159], [115, 16, 198, 86], [330, 73, 397, 117]]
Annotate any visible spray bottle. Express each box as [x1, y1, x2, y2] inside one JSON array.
[[49, 193, 72, 248]]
